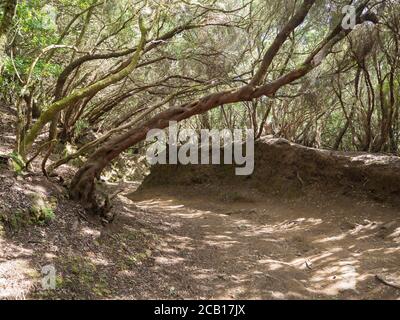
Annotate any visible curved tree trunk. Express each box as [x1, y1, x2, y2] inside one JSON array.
[[69, 1, 377, 214], [21, 18, 148, 155], [69, 88, 256, 213], [0, 0, 17, 72]]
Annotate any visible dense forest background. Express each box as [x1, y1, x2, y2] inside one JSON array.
[[0, 1, 398, 204], [1, 0, 400, 301]]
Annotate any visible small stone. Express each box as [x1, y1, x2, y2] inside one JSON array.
[[381, 221, 397, 230]]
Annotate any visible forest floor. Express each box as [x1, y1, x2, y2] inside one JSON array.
[[0, 106, 400, 299], [2, 181, 400, 300], [127, 186, 400, 299]]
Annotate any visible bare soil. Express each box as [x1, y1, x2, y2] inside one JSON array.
[[0, 106, 399, 299], [126, 138, 400, 299], [128, 186, 400, 299], [1, 178, 399, 299]]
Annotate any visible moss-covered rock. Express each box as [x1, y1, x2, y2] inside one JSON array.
[[29, 193, 56, 225], [0, 209, 31, 231]]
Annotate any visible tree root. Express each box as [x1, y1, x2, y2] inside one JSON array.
[[375, 275, 400, 290]]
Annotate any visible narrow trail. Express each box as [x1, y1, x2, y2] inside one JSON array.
[[1, 106, 399, 300], [0, 178, 399, 299], [128, 188, 400, 299]]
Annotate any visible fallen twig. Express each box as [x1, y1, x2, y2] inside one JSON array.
[[77, 211, 99, 227], [296, 171, 305, 186], [375, 275, 400, 290], [106, 233, 133, 255]]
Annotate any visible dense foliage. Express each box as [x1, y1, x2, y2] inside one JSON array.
[[0, 0, 398, 212]]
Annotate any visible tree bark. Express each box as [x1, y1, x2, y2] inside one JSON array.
[[70, 1, 378, 214], [0, 0, 17, 72], [21, 17, 148, 154]]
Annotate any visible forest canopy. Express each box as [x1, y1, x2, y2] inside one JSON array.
[[0, 0, 398, 213]]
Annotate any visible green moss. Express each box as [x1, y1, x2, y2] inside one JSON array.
[[22, 18, 148, 154], [9, 152, 25, 174], [29, 193, 57, 225], [0, 209, 30, 231], [55, 275, 64, 288], [53, 255, 112, 298], [125, 250, 152, 267]]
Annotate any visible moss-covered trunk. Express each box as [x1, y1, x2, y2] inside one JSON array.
[[0, 0, 17, 72], [21, 18, 148, 155], [69, 1, 377, 214]]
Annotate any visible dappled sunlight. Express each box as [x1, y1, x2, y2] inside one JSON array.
[[80, 226, 101, 237], [0, 237, 34, 258], [384, 247, 400, 254], [190, 267, 220, 281], [13, 184, 47, 195], [172, 211, 207, 219], [128, 191, 400, 299], [389, 227, 400, 243], [350, 221, 380, 235], [315, 220, 382, 243], [307, 261, 359, 296], [2, 178, 400, 299], [86, 254, 111, 267], [2, 185, 398, 300], [1, 0, 400, 302], [0, 259, 36, 299], [134, 198, 211, 219], [154, 256, 186, 266], [270, 291, 307, 300], [349, 154, 397, 165], [316, 234, 347, 243], [202, 235, 239, 249], [257, 259, 293, 271]]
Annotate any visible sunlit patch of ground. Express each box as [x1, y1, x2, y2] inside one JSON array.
[[0, 237, 38, 299], [0, 178, 399, 299], [127, 188, 400, 300]]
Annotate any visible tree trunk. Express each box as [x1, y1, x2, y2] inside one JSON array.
[[21, 18, 148, 154], [0, 0, 17, 72], [69, 1, 377, 214]]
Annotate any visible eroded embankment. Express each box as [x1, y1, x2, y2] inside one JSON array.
[[137, 138, 400, 204]]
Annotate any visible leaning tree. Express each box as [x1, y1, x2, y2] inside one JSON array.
[[0, 0, 17, 72], [68, 0, 378, 213], [5, 0, 382, 214]]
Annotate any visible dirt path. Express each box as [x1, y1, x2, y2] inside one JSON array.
[[1, 105, 399, 300], [0, 180, 399, 299], [127, 188, 400, 300], [1, 107, 399, 300]]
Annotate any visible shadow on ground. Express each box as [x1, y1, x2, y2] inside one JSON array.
[[1, 182, 400, 300]]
